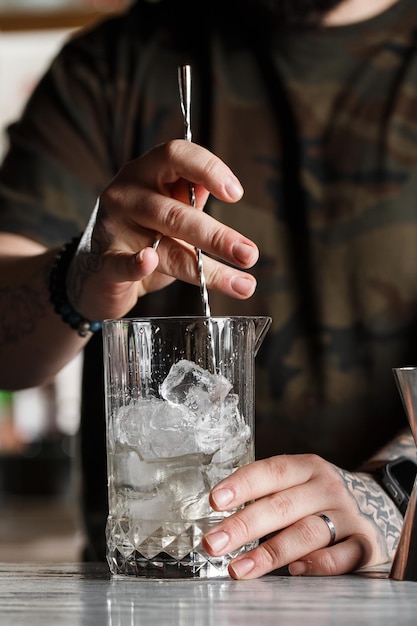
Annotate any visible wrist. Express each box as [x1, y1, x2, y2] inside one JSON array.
[[49, 235, 103, 338], [364, 457, 417, 516]]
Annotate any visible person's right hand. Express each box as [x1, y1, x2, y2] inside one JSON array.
[[66, 139, 259, 321]]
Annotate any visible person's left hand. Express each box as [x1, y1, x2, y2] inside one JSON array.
[[202, 453, 402, 578]]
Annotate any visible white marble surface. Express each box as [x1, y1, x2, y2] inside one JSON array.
[[0, 562, 416, 625]]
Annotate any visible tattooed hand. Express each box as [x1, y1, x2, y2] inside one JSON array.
[[201, 453, 403, 579]]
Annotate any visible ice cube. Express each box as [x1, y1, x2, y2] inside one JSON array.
[[160, 359, 232, 418], [113, 448, 164, 493], [195, 394, 250, 454], [114, 360, 250, 462], [167, 461, 211, 520], [116, 398, 199, 459]]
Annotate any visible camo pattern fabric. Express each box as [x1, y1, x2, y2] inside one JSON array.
[[1, 0, 417, 557]]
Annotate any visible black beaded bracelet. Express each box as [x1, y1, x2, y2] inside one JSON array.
[[49, 234, 103, 338]]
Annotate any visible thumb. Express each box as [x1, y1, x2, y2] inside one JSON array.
[[106, 246, 160, 283], [131, 247, 160, 281]]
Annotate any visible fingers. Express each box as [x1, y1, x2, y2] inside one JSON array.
[[140, 140, 244, 203], [209, 454, 324, 510], [201, 455, 386, 580], [76, 137, 260, 317], [99, 140, 259, 274], [154, 203, 257, 269], [102, 238, 257, 300], [104, 188, 258, 271], [133, 247, 160, 279], [223, 516, 369, 580], [204, 456, 335, 557], [152, 237, 257, 298], [227, 514, 345, 580], [228, 538, 366, 580], [202, 499, 341, 577], [288, 536, 370, 577], [89, 246, 163, 291], [202, 456, 338, 578]]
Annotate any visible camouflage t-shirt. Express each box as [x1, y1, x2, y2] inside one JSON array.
[[1, 0, 417, 558]]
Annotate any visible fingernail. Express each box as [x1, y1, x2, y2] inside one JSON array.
[[229, 557, 255, 579], [211, 487, 234, 508], [204, 530, 229, 553], [233, 242, 257, 265], [225, 178, 244, 199], [289, 561, 308, 576], [231, 275, 256, 297]]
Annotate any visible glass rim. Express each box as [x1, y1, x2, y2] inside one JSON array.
[[103, 315, 272, 325]]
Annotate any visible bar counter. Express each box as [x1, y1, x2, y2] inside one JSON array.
[[1, 562, 416, 625]]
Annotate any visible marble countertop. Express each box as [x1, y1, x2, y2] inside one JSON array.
[[0, 562, 416, 625]]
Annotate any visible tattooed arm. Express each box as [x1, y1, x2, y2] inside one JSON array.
[[0, 233, 88, 389], [342, 427, 417, 568]]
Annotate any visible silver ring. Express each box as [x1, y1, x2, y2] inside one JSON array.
[[317, 513, 336, 547]]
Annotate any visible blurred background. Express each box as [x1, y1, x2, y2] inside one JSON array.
[[0, 0, 131, 563]]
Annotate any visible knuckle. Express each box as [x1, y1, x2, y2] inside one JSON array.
[[226, 463, 259, 500], [225, 512, 253, 541], [208, 225, 226, 253], [307, 453, 344, 492], [100, 184, 125, 213], [304, 452, 324, 468], [164, 241, 196, 277], [263, 455, 294, 482], [162, 139, 185, 161], [164, 203, 188, 234], [256, 540, 285, 568], [236, 469, 260, 501], [268, 492, 295, 519], [203, 154, 225, 180], [203, 263, 225, 291], [314, 549, 339, 575], [296, 518, 324, 547]]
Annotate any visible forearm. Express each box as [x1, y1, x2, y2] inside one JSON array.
[[0, 239, 88, 390]]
